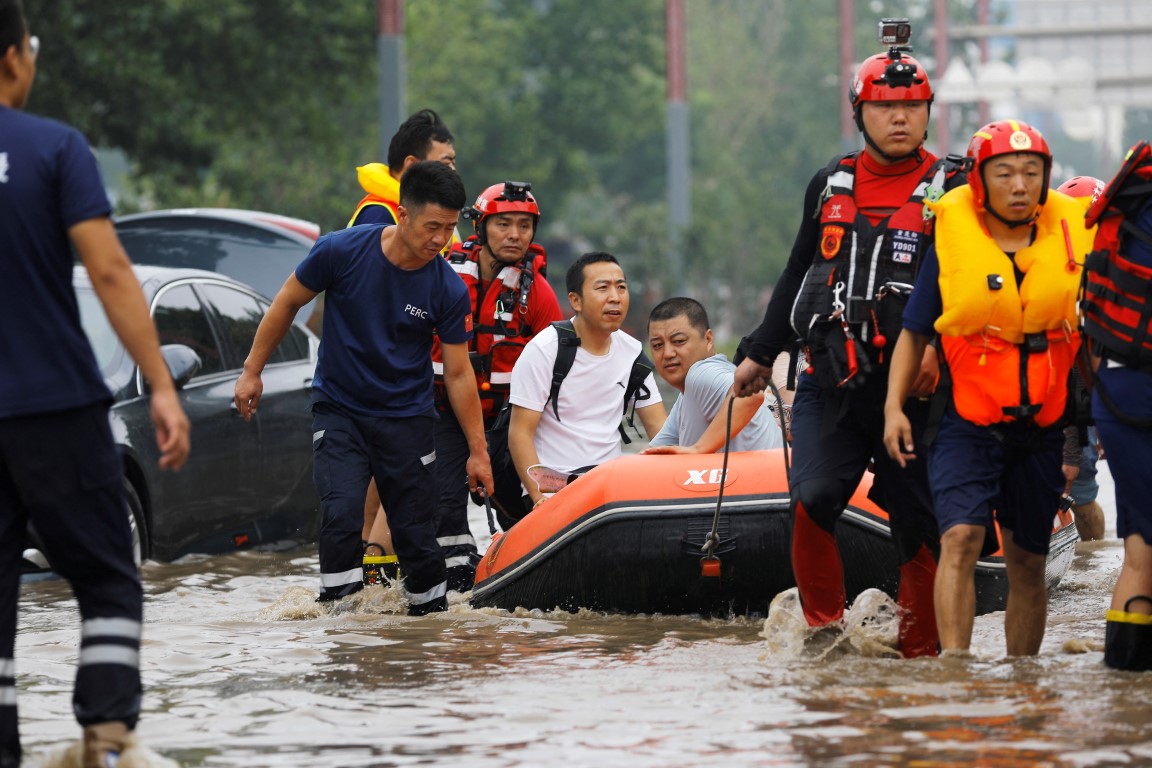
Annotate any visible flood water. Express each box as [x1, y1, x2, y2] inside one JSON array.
[[15, 465, 1152, 767]]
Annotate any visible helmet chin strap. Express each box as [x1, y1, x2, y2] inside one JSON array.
[[984, 202, 1039, 230]]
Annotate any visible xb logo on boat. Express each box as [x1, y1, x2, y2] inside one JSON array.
[[677, 467, 739, 492]]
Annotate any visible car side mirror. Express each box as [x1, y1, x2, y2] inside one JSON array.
[[159, 344, 203, 389]]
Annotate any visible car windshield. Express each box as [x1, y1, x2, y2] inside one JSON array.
[[76, 287, 121, 375]]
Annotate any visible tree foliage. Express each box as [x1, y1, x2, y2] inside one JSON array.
[[24, 0, 955, 341]]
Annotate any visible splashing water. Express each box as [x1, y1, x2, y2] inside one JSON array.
[[761, 587, 902, 661]]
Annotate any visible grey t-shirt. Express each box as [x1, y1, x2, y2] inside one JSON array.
[[649, 354, 783, 451]]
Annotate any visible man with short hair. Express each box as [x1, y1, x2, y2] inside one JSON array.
[[884, 120, 1091, 656], [508, 252, 666, 514], [348, 108, 457, 228], [732, 38, 955, 658], [235, 161, 493, 615], [1, 2, 191, 763], [351, 108, 457, 579], [642, 297, 783, 454]]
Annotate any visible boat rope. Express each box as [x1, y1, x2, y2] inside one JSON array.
[[701, 395, 736, 561], [767, 378, 791, 481], [479, 488, 498, 536]]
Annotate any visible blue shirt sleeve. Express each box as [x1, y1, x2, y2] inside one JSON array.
[[903, 244, 942, 336], [1126, 201, 1152, 269], [59, 128, 112, 228], [295, 232, 336, 293]]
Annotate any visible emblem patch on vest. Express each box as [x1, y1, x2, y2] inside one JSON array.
[[821, 225, 845, 259], [890, 229, 919, 264]]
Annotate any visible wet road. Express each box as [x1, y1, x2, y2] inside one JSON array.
[[15, 467, 1150, 767]]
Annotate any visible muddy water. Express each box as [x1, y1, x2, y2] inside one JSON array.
[[15, 467, 1152, 768]]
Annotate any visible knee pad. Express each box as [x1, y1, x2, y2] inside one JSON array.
[[1105, 596, 1152, 672], [792, 478, 849, 533]]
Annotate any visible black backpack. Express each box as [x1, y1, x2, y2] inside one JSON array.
[[476, 320, 655, 525], [545, 319, 654, 444]]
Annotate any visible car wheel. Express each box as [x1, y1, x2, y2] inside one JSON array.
[[124, 477, 150, 565]]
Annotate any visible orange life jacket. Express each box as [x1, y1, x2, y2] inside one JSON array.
[[431, 236, 551, 421], [931, 186, 1091, 427]]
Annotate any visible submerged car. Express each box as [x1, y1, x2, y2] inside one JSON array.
[[25, 265, 320, 572]]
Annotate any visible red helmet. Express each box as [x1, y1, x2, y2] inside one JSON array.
[[966, 119, 1053, 211], [466, 181, 540, 243], [1057, 175, 1105, 204], [849, 51, 933, 108]]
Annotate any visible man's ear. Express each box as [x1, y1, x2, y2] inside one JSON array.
[[400, 155, 421, 173], [705, 328, 715, 350], [395, 204, 409, 226], [568, 291, 581, 314], [0, 43, 18, 78]]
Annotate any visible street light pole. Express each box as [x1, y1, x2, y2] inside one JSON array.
[[666, 0, 690, 289], [378, 0, 406, 161]]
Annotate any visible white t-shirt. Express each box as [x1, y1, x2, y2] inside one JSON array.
[[649, 354, 784, 451], [510, 323, 661, 473]]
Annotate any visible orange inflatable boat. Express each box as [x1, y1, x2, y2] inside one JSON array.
[[471, 450, 1080, 617]]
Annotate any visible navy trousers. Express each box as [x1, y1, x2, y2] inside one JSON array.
[[1, 404, 143, 767], [312, 401, 447, 614]]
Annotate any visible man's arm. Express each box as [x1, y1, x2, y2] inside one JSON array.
[[735, 171, 825, 394], [882, 329, 930, 467], [644, 391, 763, 455], [636, 401, 667, 440], [740, 172, 825, 363], [234, 273, 318, 420], [508, 405, 546, 507], [71, 218, 190, 470], [441, 342, 494, 496]]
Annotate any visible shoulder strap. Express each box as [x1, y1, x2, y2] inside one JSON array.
[[546, 320, 580, 420], [812, 152, 858, 221], [617, 349, 655, 444]]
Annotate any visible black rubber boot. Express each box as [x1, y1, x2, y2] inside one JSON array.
[[1104, 595, 1152, 671]]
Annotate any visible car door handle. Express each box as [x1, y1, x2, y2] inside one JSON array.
[[303, 377, 314, 390]]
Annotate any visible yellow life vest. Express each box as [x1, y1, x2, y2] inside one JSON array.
[[930, 186, 1094, 426], [348, 163, 402, 228]]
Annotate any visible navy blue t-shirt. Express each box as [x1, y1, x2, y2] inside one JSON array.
[[902, 244, 943, 336], [0, 107, 114, 419], [296, 225, 472, 416], [1125, 201, 1152, 268]]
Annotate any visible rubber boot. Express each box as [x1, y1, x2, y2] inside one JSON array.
[[896, 544, 940, 658], [1104, 595, 1152, 671], [791, 501, 845, 627], [82, 721, 130, 768], [363, 542, 400, 586]]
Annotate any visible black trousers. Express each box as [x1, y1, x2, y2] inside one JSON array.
[[0, 404, 143, 767]]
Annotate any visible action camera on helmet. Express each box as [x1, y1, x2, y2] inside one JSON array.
[[501, 181, 532, 202], [878, 18, 912, 47]]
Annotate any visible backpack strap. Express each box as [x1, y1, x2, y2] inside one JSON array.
[[546, 320, 580, 420], [544, 321, 656, 441], [618, 350, 655, 444]]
